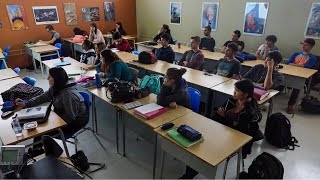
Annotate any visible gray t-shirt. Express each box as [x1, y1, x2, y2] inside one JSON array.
[[257, 44, 278, 59], [215, 58, 241, 78], [53, 32, 61, 39]]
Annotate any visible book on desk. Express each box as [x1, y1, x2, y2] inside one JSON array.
[[54, 61, 71, 67], [16, 105, 49, 120], [134, 103, 167, 120], [254, 88, 270, 101]]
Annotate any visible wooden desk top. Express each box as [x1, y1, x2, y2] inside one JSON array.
[[169, 45, 225, 61], [116, 51, 139, 62], [154, 112, 252, 166], [0, 111, 67, 145], [116, 94, 192, 129], [0, 68, 19, 81], [242, 60, 317, 79], [0, 52, 4, 59], [30, 45, 59, 53], [104, 34, 136, 40], [42, 57, 89, 70], [135, 41, 162, 49], [211, 79, 279, 105], [89, 87, 113, 105]]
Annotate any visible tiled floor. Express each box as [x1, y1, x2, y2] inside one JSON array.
[[19, 69, 320, 179]]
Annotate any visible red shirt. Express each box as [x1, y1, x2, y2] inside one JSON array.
[[109, 39, 132, 52]]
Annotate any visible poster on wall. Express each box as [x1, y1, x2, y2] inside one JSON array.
[[6, 4, 29, 30], [104, 1, 115, 21], [305, 3, 320, 39], [170, 2, 182, 25], [82, 7, 100, 22], [63, 3, 77, 26], [32, 6, 59, 25], [243, 2, 269, 36], [201, 2, 219, 31]]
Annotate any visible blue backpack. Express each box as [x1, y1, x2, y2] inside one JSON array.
[[139, 75, 163, 94]]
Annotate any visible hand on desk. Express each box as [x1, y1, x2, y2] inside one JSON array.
[[15, 98, 26, 109], [182, 61, 188, 66], [169, 102, 177, 109]]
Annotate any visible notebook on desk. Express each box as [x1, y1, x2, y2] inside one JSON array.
[[54, 61, 71, 67], [254, 88, 270, 101], [67, 70, 86, 76], [167, 128, 204, 148], [134, 103, 167, 120]]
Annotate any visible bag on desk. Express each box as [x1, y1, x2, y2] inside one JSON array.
[[107, 81, 135, 103], [1, 83, 44, 102], [177, 125, 202, 142], [138, 51, 157, 64]]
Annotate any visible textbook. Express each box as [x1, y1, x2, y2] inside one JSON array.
[[16, 106, 49, 120], [67, 70, 86, 76], [134, 103, 167, 120], [254, 88, 270, 101], [167, 128, 204, 148], [54, 61, 71, 67]]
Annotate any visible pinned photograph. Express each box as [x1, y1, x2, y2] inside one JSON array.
[[305, 3, 320, 39], [82, 7, 100, 22], [63, 3, 77, 26], [170, 2, 182, 25], [104, 1, 115, 21], [201, 2, 219, 31], [6, 4, 29, 30], [243, 2, 269, 36], [32, 6, 59, 25]]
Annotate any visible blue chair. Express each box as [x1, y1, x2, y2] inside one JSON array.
[[23, 76, 37, 86], [4, 46, 10, 53], [188, 87, 201, 113], [13, 67, 21, 74], [131, 51, 140, 55], [64, 92, 105, 152], [54, 43, 62, 57], [3, 52, 8, 61], [172, 39, 177, 45]]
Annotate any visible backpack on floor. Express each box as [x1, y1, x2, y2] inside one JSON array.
[[246, 152, 284, 179], [301, 96, 320, 114], [265, 113, 299, 150], [138, 51, 157, 64], [139, 74, 163, 94], [1, 83, 44, 102]]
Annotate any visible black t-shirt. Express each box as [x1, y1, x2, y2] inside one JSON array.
[[215, 58, 241, 78], [200, 37, 215, 52], [223, 40, 245, 49]]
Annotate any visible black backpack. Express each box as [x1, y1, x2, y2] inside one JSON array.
[[241, 152, 284, 179], [265, 113, 299, 150], [301, 96, 320, 114]]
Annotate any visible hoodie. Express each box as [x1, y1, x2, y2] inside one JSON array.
[[80, 49, 96, 65], [156, 46, 175, 63]]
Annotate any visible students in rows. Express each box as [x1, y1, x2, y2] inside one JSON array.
[[153, 24, 174, 44], [221, 30, 244, 54], [99, 49, 133, 82], [157, 68, 191, 109], [108, 32, 132, 52], [243, 51, 284, 90], [156, 33, 175, 63], [178, 36, 204, 70], [286, 38, 317, 113], [214, 42, 241, 79], [111, 22, 127, 36], [85, 42, 107, 71], [40, 25, 62, 45], [80, 40, 96, 65], [199, 26, 215, 52], [89, 23, 105, 44], [255, 35, 278, 60]]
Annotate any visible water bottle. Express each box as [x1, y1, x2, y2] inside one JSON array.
[[95, 74, 102, 88], [12, 115, 23, 137], [80, 67, 84, 78]]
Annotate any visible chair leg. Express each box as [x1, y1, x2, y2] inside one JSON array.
[[75, 137, 79, 153], [223, 156, 231, 179]]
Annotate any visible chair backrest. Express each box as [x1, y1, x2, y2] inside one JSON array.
[[54, 43, 62, 56], [79, 91, 91, 113], [188, 87, 201, 113], [13, 67, 21, 74], [4, 46, 10, 53], [129, 67, 139, 86], [23, 76, 36, 86]]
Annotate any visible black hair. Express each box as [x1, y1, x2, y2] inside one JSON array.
[[305, 38, 316, 46], [82, 39, 94, 50], [162, 24, 171, 34], [205, 25, 212, 32], [191, 36, 201, 43], [266, 35, 277, 43], [234, 79, 258, 109], [237, 41, 245, 50], [227, 42, 238, 53], [100, 49, 120, 66], [116, 22, 124, 30], [49, 67, 68, 95], [73, 27, 84, 35], [112, 32, 122, 40], [46, 25, 54, 31], [234, 30, 241, 38], [267, 51, 283, 64], [96, 42, 106, 50], [166, 68, 187, 87], [90, 23, 98, 34], [160, 33, 172, 42]]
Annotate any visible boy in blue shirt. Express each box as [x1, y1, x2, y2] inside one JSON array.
[[156, 33, 175, 63]]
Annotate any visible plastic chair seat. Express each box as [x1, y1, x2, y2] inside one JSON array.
[[188, 87, 201, 113]]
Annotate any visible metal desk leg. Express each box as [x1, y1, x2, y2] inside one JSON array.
[[121, 110, 126, 156], [159, 149, 165, 179], [267, 97, 274, 118], [152, 134, 158, 179], [39, 57, 44, 78], [58, 128, 70, 158], [116, 108, 120, 154], [307, 76, 313, 97], [236, 148, 242, 179]]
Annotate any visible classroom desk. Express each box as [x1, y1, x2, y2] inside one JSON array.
[[103, 34, 137, 49], [0, 68, 19, 81], [29, 45, 60, 77], [154, 112, 252, 179], [0, 48, 7, 69], [211, 79, 279, 118]]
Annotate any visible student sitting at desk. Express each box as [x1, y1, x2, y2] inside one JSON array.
[[221, 30, 245, 54], [85, 42, 107, 71], [39, 25, 62, 45], [89, 23, 105, 44], [178, 36, 204, 70], [285, 38, 317, 114], [157, 68, 191, 109], [213, 42, 241, 79], [73, 27, 89, 37], [98, 49, 133, 82], [111, 22, 127, 36], [108, 32, 132, 52], [243, 51, 284, 90], [153, 24, 174, 44], [255, 35, 278, 60], [80, 40, 96, 65], [199, 26, 215, 52], [156, 33, 175, 63]]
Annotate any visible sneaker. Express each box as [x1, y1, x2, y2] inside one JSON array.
[[287, 105, 295, 114]]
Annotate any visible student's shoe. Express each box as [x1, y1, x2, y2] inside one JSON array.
[[287, 105, 295, 114]]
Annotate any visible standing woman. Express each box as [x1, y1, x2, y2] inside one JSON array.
[[111, 22, 127, 36], [89, 23, 105, 44]]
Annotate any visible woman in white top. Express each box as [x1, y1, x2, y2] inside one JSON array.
[[89, 23, 105, 44]]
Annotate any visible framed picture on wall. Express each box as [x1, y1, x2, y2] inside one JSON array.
[[6, 4, 29, 30], [82, 7, 100, 22], [243, 2, 269, 36], [104, 1, 115, 21], [201, 2, 219, 31], [63, 3, 78, 26], [170, 2, 182, 25], [305, 3, 320, 39], [32, 6, 59, 25]]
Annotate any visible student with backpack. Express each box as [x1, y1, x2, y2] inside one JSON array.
[[157, 68, 191, 109], [80, 40, 96, 65]]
